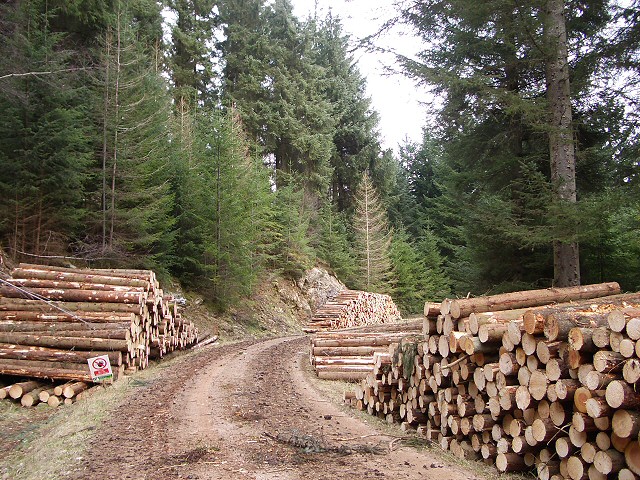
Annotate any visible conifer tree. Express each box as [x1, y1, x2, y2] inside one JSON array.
[[306, 12, 380, 212], [313, 203, 357, 286], [171, 107, 273, 306], [166, 0, 219, 109], [0, 0, 93, 256], [352, 171, 394, 293], [92, 0, 176, 270]]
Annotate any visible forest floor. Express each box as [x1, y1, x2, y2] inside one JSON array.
[[0, 335, 501, 480]]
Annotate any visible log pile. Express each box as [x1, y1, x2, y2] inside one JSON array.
[[309, 320, 423, 380], [306, 290, 401, 332], [0, 263, 198, 384], [0, 378, 101, 408], [343, 282, 640, 478]]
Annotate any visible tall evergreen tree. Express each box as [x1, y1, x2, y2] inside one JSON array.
[[396, 0, 621, 293], [90, 0, 175, 270], [0, 0, 93, 256], [306, 12, 380, 212], [390, 227, 450, 313], [166, 0, 219, 109], [220, 0, 334, 196], [352, 171, 394, 293]]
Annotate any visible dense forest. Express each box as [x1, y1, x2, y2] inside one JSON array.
[[0, 0, 638, 315]]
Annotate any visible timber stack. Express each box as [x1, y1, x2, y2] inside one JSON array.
[[309, 320, 423, 380], [0, 263, 198, 386], [306, 289, 401, 331], [343, 282, 640, 478], [0, 378, 101, 408]]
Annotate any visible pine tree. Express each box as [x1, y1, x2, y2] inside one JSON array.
[[396, 0, 620, 293], [220, 0, 334, 196], [0, 0, 93, 256], [91, 0, 176, 270], [390, 228, 450, 314], [166, 0, 219, 109], [352, 171, 394, 293], [313, 203, 357, 286], [171, 107, 273, 306], [306, 12, 380, 212]]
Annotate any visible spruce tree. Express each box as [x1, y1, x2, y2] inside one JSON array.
[[0, 0, 93, 257], [395, 0, 623, 293], [166, 0, 219, 109], [352, 171, 394, 294], [306, 12, 380, 212], [91, 0, 176, 270]]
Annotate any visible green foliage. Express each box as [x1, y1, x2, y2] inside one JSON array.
[[390, 228, 450, 314], [306, 13, 380, 212], [88, 0, 175, 271], [352, 171, 395, 294], [0, 0, 94, 256], [396, 0, 640, 294], [166, 0, 219, 108], [267, 180, 315, 279], [221, 0, 334, 197], [172, 109, 273, 308], [313, 203, 358, 287]]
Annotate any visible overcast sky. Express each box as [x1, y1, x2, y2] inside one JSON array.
[[291, 0, 429, 152]]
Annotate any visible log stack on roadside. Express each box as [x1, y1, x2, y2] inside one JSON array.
[[309, 320, 423, 381], [305, 290, 401, 332], [340, 282, 640, 478], [0, 378, 100, 408], [0, 263, 198, 388]]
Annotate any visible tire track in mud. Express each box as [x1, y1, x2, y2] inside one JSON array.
[[71, 336, 477, 480]]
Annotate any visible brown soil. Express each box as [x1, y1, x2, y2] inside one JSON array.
[[66, 336, 480, 480]]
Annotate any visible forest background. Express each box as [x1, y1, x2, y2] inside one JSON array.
[[0, 0, 638, 315]]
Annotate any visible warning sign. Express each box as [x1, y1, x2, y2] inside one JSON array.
[[88, 355, 113, 382]]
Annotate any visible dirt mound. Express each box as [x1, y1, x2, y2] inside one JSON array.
[[176, 267, 345, 341]]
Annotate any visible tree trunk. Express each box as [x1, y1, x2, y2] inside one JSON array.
[[544, 0, 579, 287]]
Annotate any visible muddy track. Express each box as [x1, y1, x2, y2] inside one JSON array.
[[70, 336, 475, 480]]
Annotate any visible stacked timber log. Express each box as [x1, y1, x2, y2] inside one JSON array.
[[344, 282, 640, 478], [309, 320, 423, 380], [0, 263, 198, 384], [306, 290, 401, 331], [0, 378, 100, 407]]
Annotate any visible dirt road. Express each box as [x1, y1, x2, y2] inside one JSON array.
[[70, 336, 479, 480]]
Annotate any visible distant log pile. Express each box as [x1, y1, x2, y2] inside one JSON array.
[[0, 263, 198, 386], [306, 289, 401, 332], [309, 320, 423, 380], [337, 282, 640, 478]]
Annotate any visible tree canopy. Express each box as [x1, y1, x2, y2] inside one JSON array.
[[0, 0, 637, 314]]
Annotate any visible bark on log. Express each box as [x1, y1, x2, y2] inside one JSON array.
[[8, 380, 43, 399], [612, 410, 640, 439], [0, 332, 130, 351], [625, 442, 640, 475], [496, 452, 529, 472], [0, 344, 122, 365], [0, 298, 144, 314], [606, 381, 640, 409], [545, 312, 610, 342], [13, 265, 152, 287], [0, 286, 145, 304], [447, 283, 620, 319]]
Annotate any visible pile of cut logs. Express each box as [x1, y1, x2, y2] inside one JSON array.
[[340, 282, 640, 478], [306, 289, 401, 331], [0, 379, 98, 408], [0, 263, 198, 388], [309, 320, 423, 380]]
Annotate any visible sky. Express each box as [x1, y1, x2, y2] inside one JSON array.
[[290, 0, 430, 152]]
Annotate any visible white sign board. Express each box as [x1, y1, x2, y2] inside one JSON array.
[[87, 355, 113, 382]]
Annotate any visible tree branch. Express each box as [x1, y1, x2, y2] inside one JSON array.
[[0, 67, 90, 81]]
